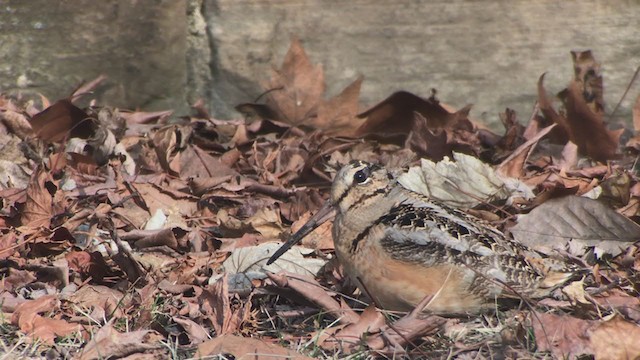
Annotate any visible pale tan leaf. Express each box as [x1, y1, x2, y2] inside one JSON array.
[[70, 74, 108, 101], [197, 334, 313, 359], [215, 242, 326, 293], [30, 317, 80, 344], [562, 279, 589, 305], [590, 315, 640, 360], [79, 324, 162, 360], [318, 305, 385, 350], [67, 284, 130, 318], [152, 124, 182, 176], [399, 152, 533, 208], [201, 274, 252, 336], [244, 207, 284, 238], [0, 108, 33, 138], [0, 159, 31, 190]]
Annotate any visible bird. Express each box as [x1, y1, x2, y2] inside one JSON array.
[[267, 160, 575, 314]]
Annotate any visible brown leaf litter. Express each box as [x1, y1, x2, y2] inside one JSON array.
[[1, 42, 640, 359]]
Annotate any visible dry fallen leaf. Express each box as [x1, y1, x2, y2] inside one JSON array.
[[267, 272, 360, 325], [292, 210, 334, 251], [201, 274, 253, 335], [0, 159, 31, 190], [537, 51, 621, 162], [496, 124, 557, 178], [244, 207, 285, 238], [560, 80, 622, 162], [21, 167, 55, 228], [30, 99, 95, 143], [70, 74, 108, 102], [119, 109, 173, 125], [262, 37, 325, 127], [633, 94, 640, 133], [79, 323, 162, 360], [532, 311, 594, 358], [590, 315, 640, 360], [626, 94, 640, 150], [66, 284, 130, 318], [537, 73, 571, 142], [398, 152, 534, 208], [316, 76, 363, 135], [511, 195, 640, 258], [0, 231, 19, 260], [0, 105, 33, 139], [11, 295, 80, 344], [355, 91, 468, 136], [197, 334, 314, 360], [217, 242, 326, 293], [172, 316, 210, 344], [152, 124, 184, 176], [404, 112, 450, 161], [570, 50, 604, 116], [533, 312, 640, 360], [318, 305, 385, 351]]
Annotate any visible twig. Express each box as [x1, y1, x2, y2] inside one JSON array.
[[107, 220, 147, 287], [246, 182, 299, 198], [266, 272, 360, 325], [368, 295, 446, 356], [609, 65, 640, 120], [357, 278, 444, 356]]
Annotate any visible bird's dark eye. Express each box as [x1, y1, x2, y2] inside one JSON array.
[[353, 168, 370, 184]]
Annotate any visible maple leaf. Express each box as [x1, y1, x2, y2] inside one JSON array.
[[316, 76, 363, 135], [262, 38, 325, 126], [21, 167, 55, 228], [237, 38, 363, 135]]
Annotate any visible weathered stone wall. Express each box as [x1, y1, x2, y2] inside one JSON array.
[[0, 0, 186, 111], [198, 0, 640, 127], [1, 0, 639, 129]]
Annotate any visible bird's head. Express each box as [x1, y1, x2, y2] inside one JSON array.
[[330, 160, 394, 215]]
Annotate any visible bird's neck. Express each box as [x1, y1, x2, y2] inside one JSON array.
[[333, 186, 402, 246]]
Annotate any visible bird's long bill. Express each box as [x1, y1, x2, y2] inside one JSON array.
[[266, 200, 335, 265]]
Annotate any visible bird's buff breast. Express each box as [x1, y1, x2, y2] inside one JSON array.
[[334, 224, 487, 314]]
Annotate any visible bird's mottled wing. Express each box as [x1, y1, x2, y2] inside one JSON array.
[[377, 201, 545, 295]]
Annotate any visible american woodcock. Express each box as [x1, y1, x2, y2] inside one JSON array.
[[267, 161, 574, 314]]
